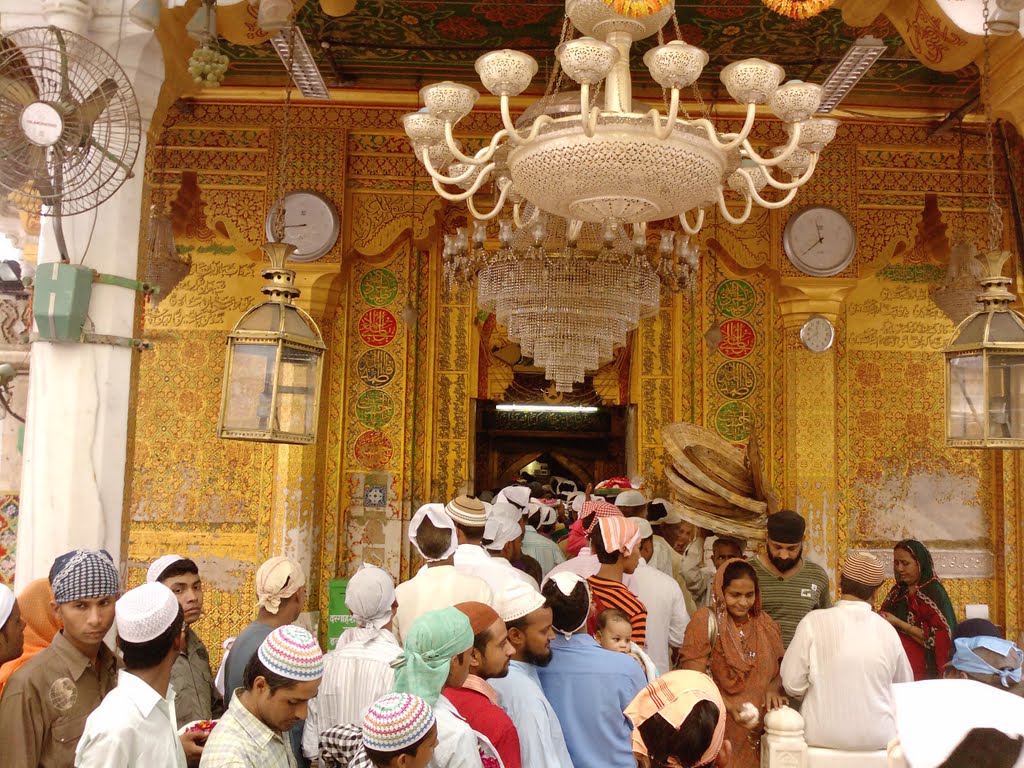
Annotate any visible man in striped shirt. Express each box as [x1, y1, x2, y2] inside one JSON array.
[[749, 510, 831, 649], [586, 515, 648, 647]]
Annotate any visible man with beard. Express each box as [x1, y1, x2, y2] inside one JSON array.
[[444, 602, 520, 768], [749, 510, 830, 648], [490, 583, 573, 768]]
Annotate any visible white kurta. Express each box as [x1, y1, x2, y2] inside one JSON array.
[[432, 695, 486, 768], [631, 559, 690, 675], [454, 544, 534, 595], [781, 599, 914, 751], [75, 670, 186, 768], [392, 565, 494, 645], [301, 629, 402, 758]]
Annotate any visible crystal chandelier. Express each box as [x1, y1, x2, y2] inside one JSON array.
[[402, 0, 837, 237]]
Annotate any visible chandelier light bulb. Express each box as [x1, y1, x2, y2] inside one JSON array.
[[498, 219, 514, 247], [660, 230, 676, 255], [642, 40, 709, 89], [770, 80, 824, 123], [475, 49, 539, 96], [555, 37, 621, 85], [419, 81, 481, 123], [720, 58, 786, 105]]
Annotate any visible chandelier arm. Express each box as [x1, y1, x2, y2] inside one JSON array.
[[420, 147, 482, 185], [679, 208, 706, 236], [745, 183, 800, 210], [690, 103, 757, 153], [649, 87, 681, 141], [739, 123, 804, 167], [717, 190, 754, 225], [513, 203, 541, 229], [752, 154, 819, 191], [500, 95, 555, 145], [466, 182, 513, 221], [429, 164, 497, 202], [443, 121, 510, 165]]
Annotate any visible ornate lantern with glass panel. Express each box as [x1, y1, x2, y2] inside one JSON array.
[[217, 242, 325, 445], [945, 250, 1024, 448]]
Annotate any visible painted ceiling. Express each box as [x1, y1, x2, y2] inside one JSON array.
[[219, 1, 978, 111]]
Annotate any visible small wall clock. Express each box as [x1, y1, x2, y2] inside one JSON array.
[[800, 315, 835, 353], [265, 190, 340, 262], [783, 205, 857, 277]]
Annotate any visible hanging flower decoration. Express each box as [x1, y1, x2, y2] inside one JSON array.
[[598, 0, 672, 18], [761, 0, 835, 20]]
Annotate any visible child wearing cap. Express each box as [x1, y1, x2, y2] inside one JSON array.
[[318, 692, 438, 768], [75, 582, 189, 767]]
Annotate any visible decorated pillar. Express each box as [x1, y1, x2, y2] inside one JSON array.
[[12, 7, 165, 588]]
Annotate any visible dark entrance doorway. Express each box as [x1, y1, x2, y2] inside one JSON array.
[[473, 401, 627, 496]]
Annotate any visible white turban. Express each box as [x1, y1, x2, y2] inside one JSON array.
[[345, 564, 395, 630], [409, 503, 457, 562]]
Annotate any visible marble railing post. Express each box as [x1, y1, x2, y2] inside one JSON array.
[[762, 706, 808, 768]]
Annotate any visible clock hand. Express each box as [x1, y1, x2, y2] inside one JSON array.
[[283, 223, 308, 229], [797, 236, 823, 259]]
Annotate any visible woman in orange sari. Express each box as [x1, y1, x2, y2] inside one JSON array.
[[681, 558, 787, 768], [0, 578, 60, 696]]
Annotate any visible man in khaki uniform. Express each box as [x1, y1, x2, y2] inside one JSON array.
[[0, 549, 120, 767]]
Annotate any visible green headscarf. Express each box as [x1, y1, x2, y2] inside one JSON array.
[[392, 607, 473, 706]]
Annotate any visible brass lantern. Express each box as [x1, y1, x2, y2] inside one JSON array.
[[218, 242, 326, 444], [945, 249, 1024, 448]]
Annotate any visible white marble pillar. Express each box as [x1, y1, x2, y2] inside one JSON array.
[[4, 0, 165, 588]]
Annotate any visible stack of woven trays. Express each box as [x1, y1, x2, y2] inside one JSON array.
[[661, 421, 778, 541]]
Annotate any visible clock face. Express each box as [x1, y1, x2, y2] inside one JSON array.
[[265, 191, 340, 262], [800, 316, 835, 353], [783, 206, 857, 277]]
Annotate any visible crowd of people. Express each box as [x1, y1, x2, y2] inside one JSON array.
[[0, 482, 1022, 767]]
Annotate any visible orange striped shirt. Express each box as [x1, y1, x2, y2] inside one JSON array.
[[588, 575, 648, 647]]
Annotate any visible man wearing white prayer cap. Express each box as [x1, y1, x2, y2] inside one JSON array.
[[0, 583, 25, 665], [393, 504, 493, 645], [76, 582, 188, 767], [148, 554, 223, 740], [302, 564, 402, 761], [484, 515, 539, 590], [0, 548, 120, 767]]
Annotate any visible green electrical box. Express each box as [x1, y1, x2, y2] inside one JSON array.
[[33, 262, 93, 342], [326, 578, 359, 650]]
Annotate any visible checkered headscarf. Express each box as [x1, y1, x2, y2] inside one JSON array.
[[49, 549, 120, 604]]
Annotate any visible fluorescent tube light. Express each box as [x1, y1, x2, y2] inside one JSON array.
[[496, 404, 599, 414], [270, 28, 330, 100], [816, 36, 887, 114]]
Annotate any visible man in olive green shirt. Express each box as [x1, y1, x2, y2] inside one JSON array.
[[749, 510, 831, 649], [0, 549, 120, 768]]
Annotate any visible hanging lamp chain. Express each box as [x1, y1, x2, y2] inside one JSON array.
[[981, 0, 1003, 253], [272, 26, 297, 243]]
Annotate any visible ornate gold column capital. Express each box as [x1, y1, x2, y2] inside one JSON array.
[[290, 263, 343, 318], [775, 277, 858, 329]]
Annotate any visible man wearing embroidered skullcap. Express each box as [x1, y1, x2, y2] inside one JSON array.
[[303, 564, 403, 761], [149, 554, 224, 741], [393, 504, 492, 645], [945, 635, 1024, 696], [76, 582, 189, 767], [490, 583, 573, 768], [393, 607, 486, 767], [781, 550, 912, 751], [318, 692, 438, 768], [536, 574, 646, 768], [585, 515, 648, 645], [449, 494, 532, 596], [632, 518, 690, 676], [0, 548, 120, 768], [444, 602, 520, 768], [522, 503, 566, 579], [0, 583, 25, 665], [546, 498, 640, 594], [201, 625, 323, 767], [222, 555, 308, 763], [626, 669, 733, 768], [749, 509, 831, 648]]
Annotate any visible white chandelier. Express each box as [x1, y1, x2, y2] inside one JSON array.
[[402, 0, 838, 237]]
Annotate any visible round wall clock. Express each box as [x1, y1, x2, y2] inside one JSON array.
[[265, 190, 340, 262], [800, 315, 835, 353], [783, 205, 857, 277]]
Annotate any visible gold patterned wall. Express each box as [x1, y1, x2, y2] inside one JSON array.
[[125, 97, 1024, 662]]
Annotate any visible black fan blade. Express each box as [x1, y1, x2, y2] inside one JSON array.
[[76, 78, 118, 126]]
